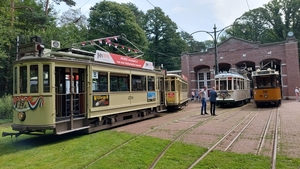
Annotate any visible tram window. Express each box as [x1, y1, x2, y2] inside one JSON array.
[[132, 75, 146, 91], [182, 83, 188, 92], [110, 73, 129, 92], [166, 81, 170, 91], [20, 66, 27, 93], [228, 79, 232, 90], [148, 76, 155, 91], [43, 65, 50, 92], [14, 67, 17, 94], [171, 80, 175, 91], [215, 80, 219, 90], [30, 65, 39, 93], [220, 80, 226, 90], [93, 71, 108, 92]]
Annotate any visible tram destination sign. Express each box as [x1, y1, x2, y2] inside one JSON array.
[[18, 43, 38, 58], [94, 50, 154, 70]]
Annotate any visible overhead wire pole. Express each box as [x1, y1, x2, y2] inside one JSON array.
[[190, 24, 233, 75]]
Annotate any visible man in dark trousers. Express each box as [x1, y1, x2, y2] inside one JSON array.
[[209, 86, 218, 116]]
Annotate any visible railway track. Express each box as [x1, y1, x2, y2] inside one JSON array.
[[147, 106, 280, 169], [83, 103, 246, 168]]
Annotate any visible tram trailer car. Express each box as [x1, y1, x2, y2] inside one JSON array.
[[251, 68, 282, 107], [3, 38, 170, 137], [165, 74, 189, 110], [215, 68, 251, 107]]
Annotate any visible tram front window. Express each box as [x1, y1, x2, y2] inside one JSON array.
[[254, 76, 275, 88]]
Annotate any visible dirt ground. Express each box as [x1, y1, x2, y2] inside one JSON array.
[[114, 100, 300, 158]]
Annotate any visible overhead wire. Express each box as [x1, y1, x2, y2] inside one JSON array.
[[245, 0, 251, 11]]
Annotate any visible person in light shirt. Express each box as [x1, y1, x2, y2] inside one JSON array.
[[295, 86, 299, 102], [199, 86, 208, 115]]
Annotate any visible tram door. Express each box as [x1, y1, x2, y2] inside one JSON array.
[[158, 76, 165, 105], [55, 67, 86, 120]]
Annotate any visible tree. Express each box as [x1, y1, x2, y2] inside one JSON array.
[[226, 0, 300, 44], [143, 7, 186, 70], [88, 1, 147, 57]]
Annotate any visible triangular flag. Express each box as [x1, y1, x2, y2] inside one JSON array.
[[81, 42, 86, 46], [121, 46, 125, 49], [114, 36, 118, 41], [114, 44, 118, 48], [128, 48, 131, 52]]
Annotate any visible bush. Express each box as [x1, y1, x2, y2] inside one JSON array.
[[0, 94, 13, 120]]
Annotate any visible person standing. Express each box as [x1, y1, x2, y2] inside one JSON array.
[[209, 87, 218, 116], [191, 90, 195, 101], [200, 86, 208, 115], [295, 87, 299, 102]]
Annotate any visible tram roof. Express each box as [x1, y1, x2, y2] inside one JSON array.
[[215, 68, 247, 79], [251, 68, 279, 76]]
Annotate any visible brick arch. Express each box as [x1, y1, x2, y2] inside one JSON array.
[[259, 58, 281, 72], [193, 65, 210, 72], [218, 63, 231, 73]]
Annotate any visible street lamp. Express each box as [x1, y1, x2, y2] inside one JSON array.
[[190, 24, 232, 75]]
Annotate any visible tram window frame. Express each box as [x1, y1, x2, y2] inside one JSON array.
[[110, 73, 129, 92], [132, 75, 146, 91], [20, 66, 28, 94], [14, 67, 17, 94], [43, 65, 50, 93], [147, 76, 155, 91], [93, 71, 108, 92]]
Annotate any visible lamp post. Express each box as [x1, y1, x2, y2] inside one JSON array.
[[190, 24, 232, 75]]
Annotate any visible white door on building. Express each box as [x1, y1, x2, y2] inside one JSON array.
[[197, 69, 211, 90]]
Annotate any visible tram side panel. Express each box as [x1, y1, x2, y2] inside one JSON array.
[[88, 65, 165, 120]]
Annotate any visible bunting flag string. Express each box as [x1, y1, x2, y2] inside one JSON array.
[[72, 35, 143, 54]]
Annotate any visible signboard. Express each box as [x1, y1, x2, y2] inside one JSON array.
[[93, 95, 109, 107], [94, 50, 154, 70]]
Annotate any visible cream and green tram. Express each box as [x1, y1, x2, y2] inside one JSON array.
[[165, 74, 189, 110], [3, 41, 167, 137]]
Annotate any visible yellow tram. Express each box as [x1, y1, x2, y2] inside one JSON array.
[[165, 74, 189, 110], [3, 36, 170, 137], [251, 68, 282, 107]]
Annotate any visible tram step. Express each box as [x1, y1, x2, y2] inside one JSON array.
[[56, 126, 90, 135]]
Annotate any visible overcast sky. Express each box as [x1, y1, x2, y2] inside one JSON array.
[[55, 0, 271, 41]]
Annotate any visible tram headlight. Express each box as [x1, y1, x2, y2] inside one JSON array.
[[18, 112, 26, 121], [264, 94, 268, 98]]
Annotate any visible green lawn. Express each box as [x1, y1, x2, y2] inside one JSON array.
[[0, 124, 300, 169]]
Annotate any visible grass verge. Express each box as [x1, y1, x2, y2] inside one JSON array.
[[0, 125, 300, 169]]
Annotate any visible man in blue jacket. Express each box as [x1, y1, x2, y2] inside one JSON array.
[[209, 87, 218, 116]]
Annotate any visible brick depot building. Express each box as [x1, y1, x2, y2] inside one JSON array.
[[181, 36, 300, 99]]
